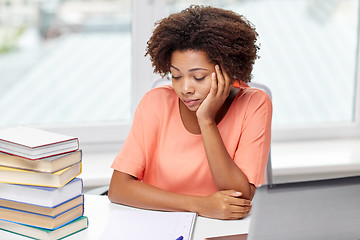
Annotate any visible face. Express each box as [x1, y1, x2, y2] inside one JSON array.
[[170, 50, 216, 112]]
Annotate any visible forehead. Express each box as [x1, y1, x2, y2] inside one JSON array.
[[170, 50, 213, 69]]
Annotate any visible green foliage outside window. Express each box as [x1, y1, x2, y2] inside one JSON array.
[[0, 26, 26, 54]]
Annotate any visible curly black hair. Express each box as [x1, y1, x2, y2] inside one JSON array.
[[145, 5, 259, 83]]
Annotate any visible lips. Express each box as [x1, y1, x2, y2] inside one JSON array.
[[182, 99, 200, 108]]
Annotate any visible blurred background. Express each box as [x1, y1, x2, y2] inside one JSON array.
[[1, 0, 359, 191]]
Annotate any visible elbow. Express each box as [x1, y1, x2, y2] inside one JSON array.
[[229, 184, 255, 200], [239, 191, 252, 201], [248, 184, 256, 200], [108, 182, 126, 205], [107, 170, 123, 204], [108, 178, 127, 204], [239, 184, 255, 200], [107, 186, 115, 203], [107, 170, 136, 205]]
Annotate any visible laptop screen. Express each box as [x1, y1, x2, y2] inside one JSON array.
[[247, 175, 360, 240]]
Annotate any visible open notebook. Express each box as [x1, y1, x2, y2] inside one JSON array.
[[101, 208, 196, 240]]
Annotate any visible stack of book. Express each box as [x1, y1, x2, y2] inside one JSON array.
[[0, 126, 88, 239]]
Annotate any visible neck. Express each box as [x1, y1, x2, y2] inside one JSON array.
[[179, 100, 201, 134]]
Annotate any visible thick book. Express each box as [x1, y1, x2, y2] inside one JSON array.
[[0, 204, 84, 230], [0, 178, 83, 207], [0, 150, 82, 173], [0, 162, 81, 187], [0, 195, 84, 217], [0, 216, 88, 240], [0, 126, 79, 160]]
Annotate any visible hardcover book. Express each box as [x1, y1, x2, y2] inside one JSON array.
[[0, 126, 79, 160], [0, 162, 81, 187], [0, 178, 83, 207], [0, 204, 84, 229], [0, 150, 82, 173], [0, 216, 88, 240], [0, 195, 84, 217]]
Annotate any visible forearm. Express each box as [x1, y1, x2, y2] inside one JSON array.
[[108, 170, 201, 212], [108, 170, 252, 219], [199, 119, 253, 199]]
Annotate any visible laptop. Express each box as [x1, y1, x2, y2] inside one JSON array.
[[246, 175, 360, 240]]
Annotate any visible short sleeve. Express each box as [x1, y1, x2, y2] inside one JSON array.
[[234, 90, 272, 187]]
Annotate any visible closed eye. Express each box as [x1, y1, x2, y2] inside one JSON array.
[[194, 76, 205, 81], [172, 75, 181, 80]]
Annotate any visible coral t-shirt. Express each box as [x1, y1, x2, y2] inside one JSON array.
[[111, 85, 272, 196]]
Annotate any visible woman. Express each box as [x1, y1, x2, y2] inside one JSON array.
[[108, 5, 272, 220]]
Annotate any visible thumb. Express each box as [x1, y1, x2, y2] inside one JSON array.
[[222, 190, 243, 197]]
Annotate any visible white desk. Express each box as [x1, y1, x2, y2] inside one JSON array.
[[0, 195, 250, 240]]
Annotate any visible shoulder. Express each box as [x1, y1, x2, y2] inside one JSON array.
[[141, 85, 175, 101], [234, 86, 273, 114], [137, 84, 177, 113], [236, 85, 271, 102], [143, 84, 176, 100]]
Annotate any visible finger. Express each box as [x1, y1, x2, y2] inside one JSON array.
[[228, 207, 252, 220], [221, 68, 233, 95], [229, 191, 242, 198], [228, 197, 252, 207], [229, 211, 251, 220], [210, 72, 218, 96], [222, 67, 231, 84], [230, 210, 251, 217], [220, 189, 242, 196], [221, 191, 251, 205], [230, 204, 252, 213], [215, 65, 225, 96], [229, 205, 252, 217], [228, 215, 247, 220]]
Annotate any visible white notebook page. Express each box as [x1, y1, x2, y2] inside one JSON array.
[[101, 209, 196, 240]]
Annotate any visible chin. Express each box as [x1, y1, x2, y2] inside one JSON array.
[[187, 106, 199, 112]]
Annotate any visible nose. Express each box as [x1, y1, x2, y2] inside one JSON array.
[[181, 78, 194, 95]]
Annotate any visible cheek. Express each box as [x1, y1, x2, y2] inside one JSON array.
[[172, 81, 182, 96], [200, 79, 212, 96]]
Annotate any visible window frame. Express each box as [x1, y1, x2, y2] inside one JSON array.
[[43, 0, 360, 150], [273, 17, 360, 142], [42, 0, 165, 151]]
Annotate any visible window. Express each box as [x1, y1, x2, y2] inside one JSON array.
[[165, 0, 360, 140], [0, 0, 132, 145], [1, 0, 359, 148]]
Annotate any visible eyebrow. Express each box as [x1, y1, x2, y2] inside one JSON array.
[[170, 65, 209, 72]]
